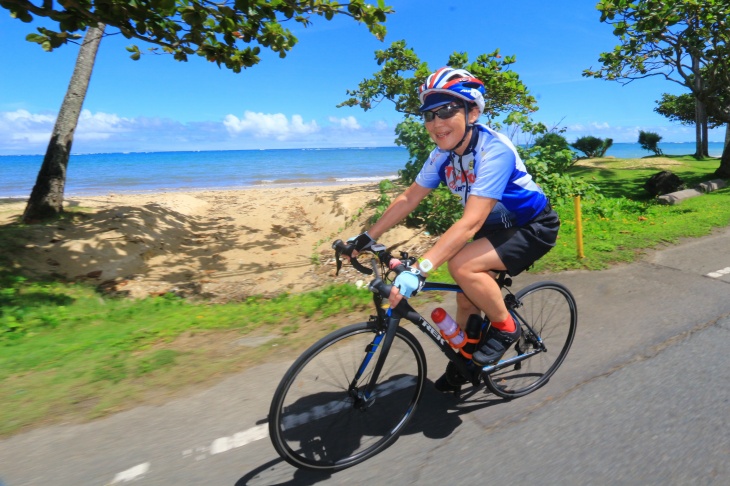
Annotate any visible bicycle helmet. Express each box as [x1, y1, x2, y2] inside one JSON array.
[[418, 67, 485, 113]]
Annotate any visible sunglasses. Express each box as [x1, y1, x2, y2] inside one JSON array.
[[422, 102, 462, 122]]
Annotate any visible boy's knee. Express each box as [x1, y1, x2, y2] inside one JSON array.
[[447, 258, 464, 279]]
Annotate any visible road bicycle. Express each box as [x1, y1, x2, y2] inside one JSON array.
[[268, 240, 577, 471]]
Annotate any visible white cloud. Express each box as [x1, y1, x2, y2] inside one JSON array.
[[1, 109, 54, 147], [0, 109, 134, 147], [0, 109, 396, 155], [223, 111, 319, 139], [328, 116, 361, 130], [563, 121, 726, 143], [76, 109, 131, 141], [4, 109, 55, 125]]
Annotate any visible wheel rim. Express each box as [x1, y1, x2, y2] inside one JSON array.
[[271, 327, 424, 470], [487, 284, 576, 397]]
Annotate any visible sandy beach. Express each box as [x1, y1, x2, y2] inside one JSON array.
[[1, 183, 433, 300]]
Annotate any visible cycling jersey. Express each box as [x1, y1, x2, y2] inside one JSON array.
[[415, 124, 547, 230]]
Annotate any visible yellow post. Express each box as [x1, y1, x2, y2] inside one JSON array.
[[574, 195, 585, 259]]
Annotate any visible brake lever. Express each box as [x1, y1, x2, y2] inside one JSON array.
[[351, 258, 373, 275], [334, 250, 343, 276], [332, 240, 346, 276], [332, 239, 378, 276], [352, 243, 387, 276]]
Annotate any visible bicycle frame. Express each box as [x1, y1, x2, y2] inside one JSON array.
[[353, 278, 543, 403], [271, 242, 577, 471]]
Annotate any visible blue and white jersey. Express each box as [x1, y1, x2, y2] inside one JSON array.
[[415, 124, 547, 230]]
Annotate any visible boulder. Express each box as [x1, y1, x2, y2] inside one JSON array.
[[644, 171, 684, 196]]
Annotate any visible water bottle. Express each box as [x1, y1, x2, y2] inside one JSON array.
[[431, 307, 465, 348], [459, 314, 484, 360]]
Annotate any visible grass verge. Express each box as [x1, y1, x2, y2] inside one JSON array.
[[1, 155, 728, 436]]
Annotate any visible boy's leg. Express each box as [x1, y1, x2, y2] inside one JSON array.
[[448, 238, 510, 323], [449, 239, 520, 366]]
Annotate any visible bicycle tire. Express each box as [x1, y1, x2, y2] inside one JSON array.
[[484, 281, 577, 399], [268, 321, 427, 471]]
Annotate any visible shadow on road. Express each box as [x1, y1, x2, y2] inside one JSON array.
[[234, 381, 507, 485]]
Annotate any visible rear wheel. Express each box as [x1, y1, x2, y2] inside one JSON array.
[[269, 321, 426, 471], [485, 281, 577, 399]]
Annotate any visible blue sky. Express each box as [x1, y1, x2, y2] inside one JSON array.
[[0, 0, 722, 155]]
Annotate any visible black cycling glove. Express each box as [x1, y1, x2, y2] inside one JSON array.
[[347, 232, 376, 252]]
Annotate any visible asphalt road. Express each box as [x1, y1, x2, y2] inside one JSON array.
[[1, 227, 729, 485]]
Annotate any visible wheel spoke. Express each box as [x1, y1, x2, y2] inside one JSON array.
[[485, 282, 577, 399], [269, 323, 426, 471]]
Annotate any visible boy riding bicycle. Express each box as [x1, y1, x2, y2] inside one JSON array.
[[346, 67, 560, 393]]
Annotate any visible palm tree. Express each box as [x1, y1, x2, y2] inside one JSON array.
[[23, 23, 105, 223]]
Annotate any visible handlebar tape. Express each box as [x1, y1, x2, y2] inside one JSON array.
[[332, 239, 374, 276]]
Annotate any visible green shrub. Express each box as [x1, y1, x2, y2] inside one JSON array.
[[371, 126, 603, 236], [368, 179, 397, 224], [571, 136, 613, 158], [406, 186, 462, 235], [519, 144, 601, 204], [534, 132, 572, 152], [585, 196, 649, 219], [395, 118, 434, 185], [638, 130, 663, 156]]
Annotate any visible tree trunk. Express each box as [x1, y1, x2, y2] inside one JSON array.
[[694, 98, 703, 158], [693, 55, 703, 159], [717, 124, 730, 178], [22, 23, 105, 223], [701, 109, 709, 157]]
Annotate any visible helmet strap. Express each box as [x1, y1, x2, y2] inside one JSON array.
[[448, 100, 473, 153]]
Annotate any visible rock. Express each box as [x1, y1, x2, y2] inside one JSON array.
[[644, 171, 684, 196], [696, 179, 727, 193], [657, 189, 703, 205]]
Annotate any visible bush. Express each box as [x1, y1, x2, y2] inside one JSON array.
[[534, 132, 572, 152], [388, 118, 602, 235], [519, 144, 602, 204], [367, 179, 397, 224], [406, 186, 462, 235], [638, 130, 663, 156], [571, 136, 613, 158], [395, 118, 434, 185]]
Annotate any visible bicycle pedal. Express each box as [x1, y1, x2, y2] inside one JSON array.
[[434, 377, 463, 398]]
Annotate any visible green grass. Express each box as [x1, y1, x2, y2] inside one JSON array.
[[0, 277, 373, 435], [1, 154, 729, 436], [534, 154, 730, 272]]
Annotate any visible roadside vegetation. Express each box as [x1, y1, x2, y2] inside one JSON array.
[[2, 154, 729, 437]]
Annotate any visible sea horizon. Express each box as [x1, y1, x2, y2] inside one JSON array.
[[2, 140, 725, 158], [1, 142, 725, 199], [1, 146, 408, 199]]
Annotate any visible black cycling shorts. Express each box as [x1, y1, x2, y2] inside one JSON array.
[[474, 203, 560, 276]]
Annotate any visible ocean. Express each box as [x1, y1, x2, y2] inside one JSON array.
[[1, 142, 725, 198], [0, 147, 407, 199], [605, 141, 726, 159]]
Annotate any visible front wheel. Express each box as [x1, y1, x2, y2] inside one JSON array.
[[485, 281, 577, 399], [268, 321, 427, 471]]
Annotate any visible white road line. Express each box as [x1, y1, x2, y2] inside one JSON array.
[[109, 462, 150, 484], [707, 267, 730, 278], [280, 375, 417, 429], [181, 374, 417, 464], [210, 424, 269, 455], [106, 374, 417, 481]]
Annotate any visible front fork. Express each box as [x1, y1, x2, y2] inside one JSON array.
[[348, 312, 400, 410]]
